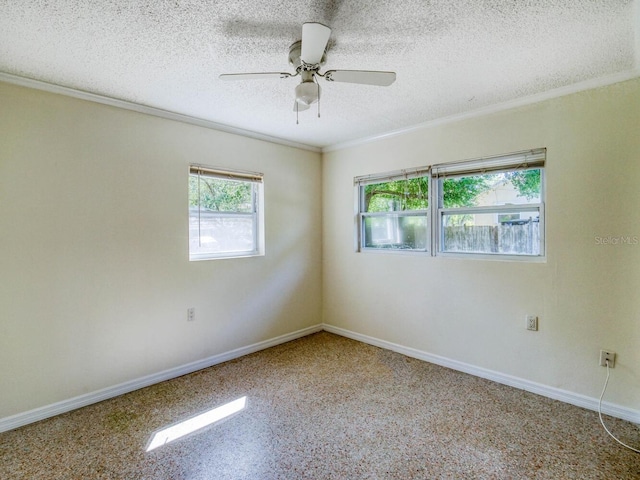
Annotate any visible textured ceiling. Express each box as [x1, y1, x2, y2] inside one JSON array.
[[1, 1, 638, 149]]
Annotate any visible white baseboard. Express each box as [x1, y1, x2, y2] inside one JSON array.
[[0, 324, 323, 433], [3, 322, 637, 433], [323, 324, 640, 424]]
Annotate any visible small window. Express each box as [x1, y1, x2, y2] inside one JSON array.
[[432, 149, 545, 257], [355, 167, 430, 252], [189, 165, 264, 260]]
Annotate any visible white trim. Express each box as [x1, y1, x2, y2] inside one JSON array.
[[4, 70, 639, 156], [635, 0, 640, 71], [0, 72, 321, 153], [435, 252, 547, 263], [323, 324, 640, 424], [3, 322, 637, 433], [0, 324, 323, 433], [324, 69, 640, 152]]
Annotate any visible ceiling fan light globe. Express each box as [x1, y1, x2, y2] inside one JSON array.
[[295, 82, 320, 106]]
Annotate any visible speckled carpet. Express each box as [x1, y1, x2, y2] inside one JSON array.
[[1, 332, 639, 479]]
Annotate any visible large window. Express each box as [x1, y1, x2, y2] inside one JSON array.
[[432, 149, 545, 258], [189, 165, 264, 261], [355, 167, 430, 252], [355, 148, 546, 260]]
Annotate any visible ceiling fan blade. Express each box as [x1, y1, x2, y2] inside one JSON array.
[[293, 100, 310, 112], [219, 72, 292, 81], [324, 70, 396, 86], [300, 22, 331, 65]]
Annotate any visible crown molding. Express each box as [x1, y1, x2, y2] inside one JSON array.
[[0, 71, 321, 153], [3, 69, 639, 157], [323, 69, 640, 153]]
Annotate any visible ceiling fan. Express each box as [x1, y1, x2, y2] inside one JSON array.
[[219, 22, 396, 121]]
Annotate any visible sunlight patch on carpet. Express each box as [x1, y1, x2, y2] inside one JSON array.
[[146, 396, 247, 451]]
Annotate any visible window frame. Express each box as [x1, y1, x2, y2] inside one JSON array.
[[189, 165, 264, 261], [431, 149, 546, 260], [355, 167, 431, 253], [354, 148, 546, 261]]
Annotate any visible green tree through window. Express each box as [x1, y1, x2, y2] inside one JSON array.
[[189, 176, 253, 212], [364, 178, 429, 212]]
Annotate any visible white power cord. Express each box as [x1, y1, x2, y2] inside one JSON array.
[[598, 360, 640, 454]]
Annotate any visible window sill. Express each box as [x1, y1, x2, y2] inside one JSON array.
[[189, 251, 263, 261], [436, 252, 546, 263]]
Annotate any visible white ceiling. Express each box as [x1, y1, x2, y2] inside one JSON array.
[[1, 1, 638, 150]]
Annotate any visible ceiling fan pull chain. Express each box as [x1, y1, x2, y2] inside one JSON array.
[[317, 82, 321, 118], [296, 101, 299, 125]]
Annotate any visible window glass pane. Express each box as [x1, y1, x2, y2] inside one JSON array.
[[441, 211, 540, 255], [189, 212, 255, 256], [189, 171, 260, 260], [363, 215, 428, 250], [189, 175, 253, 213], [356, 159, 544, 258], [442, 169, 541, 208], [364, 178, 429, 212]]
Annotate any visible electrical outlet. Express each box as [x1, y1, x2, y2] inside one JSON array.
[[599, 350, 615, 368], [526, 315, 538, 331], [187, 307, 195, 322]]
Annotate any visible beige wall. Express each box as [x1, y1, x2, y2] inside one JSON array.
[[323, 79, 640, 411], [2, 77, 639, 422], [0, 82, 322, 418]]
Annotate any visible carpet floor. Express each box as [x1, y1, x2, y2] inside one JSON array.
[[1, 331, 639, 479]]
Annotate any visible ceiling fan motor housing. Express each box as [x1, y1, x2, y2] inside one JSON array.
[[219, 23, 395, 116], [289, 40, 326, 70]]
